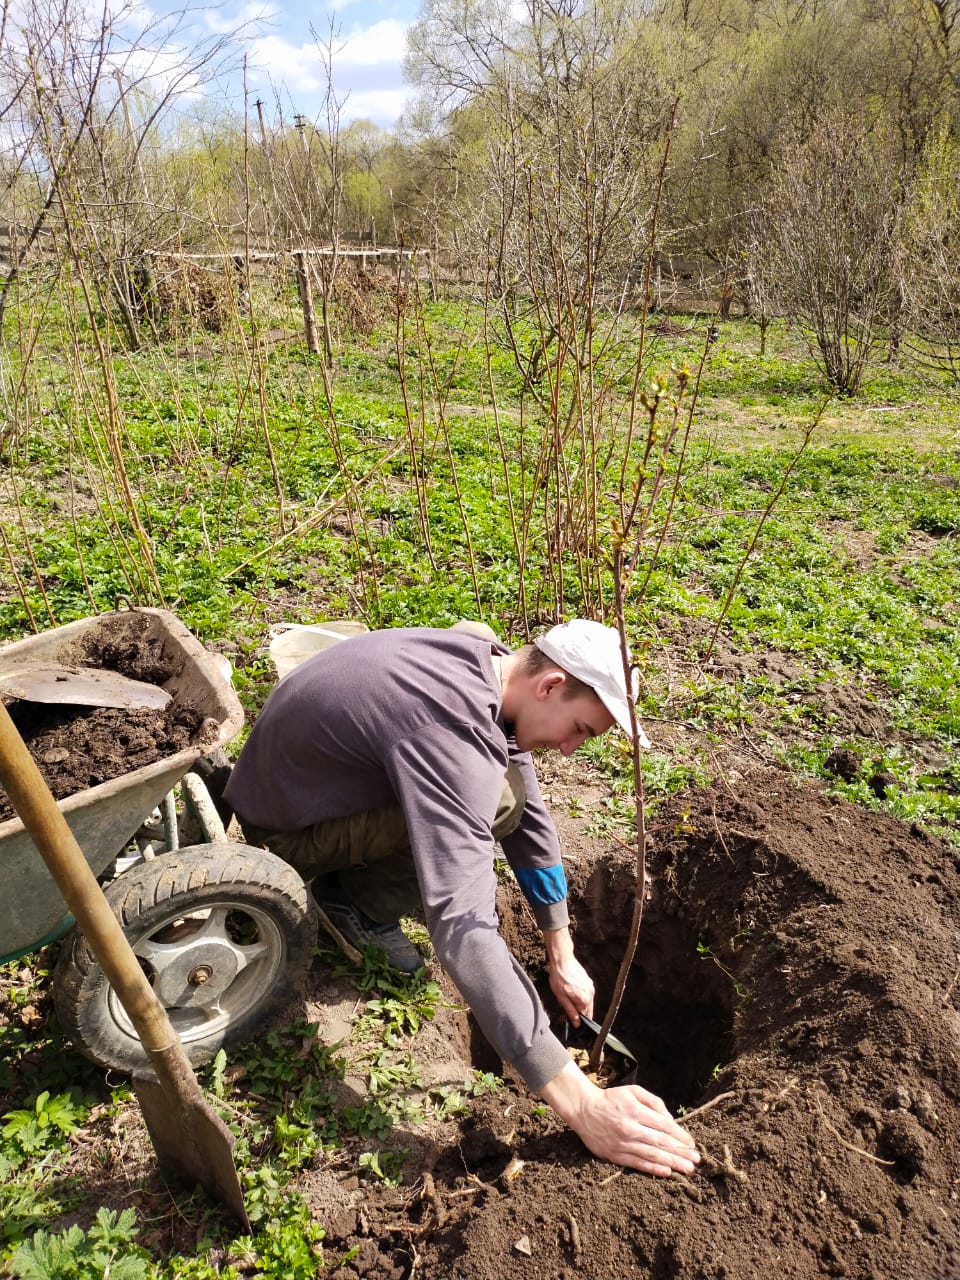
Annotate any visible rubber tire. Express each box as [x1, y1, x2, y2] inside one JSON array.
[[53, 842, 317, 1071]]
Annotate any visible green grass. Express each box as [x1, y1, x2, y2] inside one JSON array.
[[2, 297, 958, 832], [0, 946, 480, 1277]]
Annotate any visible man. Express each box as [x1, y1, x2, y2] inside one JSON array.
[[225, 619, 699, 1178]]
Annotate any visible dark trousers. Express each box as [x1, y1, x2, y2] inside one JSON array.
[[241, 763, 526, 922]]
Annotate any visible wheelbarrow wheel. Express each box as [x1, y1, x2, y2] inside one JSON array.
[[53, 842, 317, 1071]]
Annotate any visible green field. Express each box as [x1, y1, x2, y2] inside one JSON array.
[[3, 287, 957, 833]]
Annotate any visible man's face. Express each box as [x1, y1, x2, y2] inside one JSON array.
[[512, 674, 615, 756]]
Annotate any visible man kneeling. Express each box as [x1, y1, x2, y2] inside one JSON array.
[[225, 619, 699, 1177]]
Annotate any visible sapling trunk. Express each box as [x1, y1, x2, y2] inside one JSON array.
[[583, 361, 692, 1073], [587, 364, 826, 1076], [587, 550, 649, 1074]]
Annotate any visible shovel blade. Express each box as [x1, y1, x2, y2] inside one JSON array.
[[0, 665, 172, 710], [133, 1068, 250, 1230]]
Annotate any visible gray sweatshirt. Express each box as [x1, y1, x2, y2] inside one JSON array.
[[226, 627, 574, 1090]]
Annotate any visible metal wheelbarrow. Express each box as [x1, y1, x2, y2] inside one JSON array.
[[0, 606, 317, 1073]]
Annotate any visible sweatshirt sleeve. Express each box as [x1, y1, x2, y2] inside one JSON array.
[[385, 722, 572, 1091], [499, 751, 570, 933]]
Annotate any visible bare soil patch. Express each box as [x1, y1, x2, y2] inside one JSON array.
[[304, 768, 959, 1280], [665, 616, 895, 741]]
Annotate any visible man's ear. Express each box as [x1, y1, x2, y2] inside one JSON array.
[[536, 669, 566, 700]]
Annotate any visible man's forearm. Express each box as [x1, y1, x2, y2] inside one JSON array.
[[542, 923, 576, 966]]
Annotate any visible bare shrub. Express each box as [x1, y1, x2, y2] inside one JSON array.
[[128, 254, 240, 336], [750, 118, 899, 394], [333, 261, 402, 335]]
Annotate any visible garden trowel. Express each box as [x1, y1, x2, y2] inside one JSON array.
[[0, 700, 248, 1228]]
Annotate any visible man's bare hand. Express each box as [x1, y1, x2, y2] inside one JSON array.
[[539, 1060, 700, 1177], [571, 1082, 700, 1175], [542, 926, 595, 1023]]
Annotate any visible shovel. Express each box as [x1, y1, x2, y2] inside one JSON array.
[[0, 700, 248, 1228], [564, 1014, 639, 1085], [0, 664, 171, 710]]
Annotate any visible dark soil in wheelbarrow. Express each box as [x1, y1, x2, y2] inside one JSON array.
[[0, 615, 207, 823], [309, 767, 960, 1280]]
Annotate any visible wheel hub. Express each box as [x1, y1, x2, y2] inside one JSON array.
[[148, 939, 242, 1007]]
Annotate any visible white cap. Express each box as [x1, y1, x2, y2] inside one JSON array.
[[534, 619, 651, 748]]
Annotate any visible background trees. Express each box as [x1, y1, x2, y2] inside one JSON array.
[[400, 0, 960, 387], [750, 117, 900, 393], [0, 0, 958, 386]]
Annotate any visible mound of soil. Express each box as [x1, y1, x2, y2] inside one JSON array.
[[312, 768, 959, 1280], [0, 614, 205, 823]]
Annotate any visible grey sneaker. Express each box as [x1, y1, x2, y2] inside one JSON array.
[[314, 894, 423, 974]]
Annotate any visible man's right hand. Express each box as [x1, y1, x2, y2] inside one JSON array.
[[538, 1059, 700, 1177]]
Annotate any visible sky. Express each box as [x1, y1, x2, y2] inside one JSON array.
[[202, 0, 423, 130], [0, 0, 424, 164]]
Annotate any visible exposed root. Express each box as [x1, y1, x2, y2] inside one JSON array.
[[709, 802, 737, 863], [942, 954, 960, 1007], [760, 1076, 800, 1112], [680, 1090, 737, 1123], [811, 1093, 896, 1167], [445, 1177, 489, 1200], [671, 1173, 704, 1200], [699, 1143, 749, 1185], [564, 1212, 582, 1263], [419, 1170, 447, 1228]]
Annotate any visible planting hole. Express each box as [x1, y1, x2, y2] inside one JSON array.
[[502, 851, 738, 1113], [573, 860, 736, 1111]]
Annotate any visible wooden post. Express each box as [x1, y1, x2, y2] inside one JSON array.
[[293, 249, 319, 354], [429, 235, 439, 301]]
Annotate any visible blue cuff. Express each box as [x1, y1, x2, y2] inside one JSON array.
[[513, 863, 567, 907]]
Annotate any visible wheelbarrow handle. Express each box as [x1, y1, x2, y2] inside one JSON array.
[[0, 700, 177, 1056]]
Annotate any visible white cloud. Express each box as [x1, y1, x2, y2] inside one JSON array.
[[337, 85, 411, 125], [181, 3, 417, 126], [247, 33, 330, 92], [337, 18, 409, 65], [109, 43, 205, 97], [202, 1, 279, 35], [246, 17, 410, 87]]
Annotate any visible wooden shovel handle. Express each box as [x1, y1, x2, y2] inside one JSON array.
[[0, 699, 178, 1055]]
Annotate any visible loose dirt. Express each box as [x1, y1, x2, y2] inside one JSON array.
[[307, 767, 959, 1280], [0, 615, 206, 822]]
